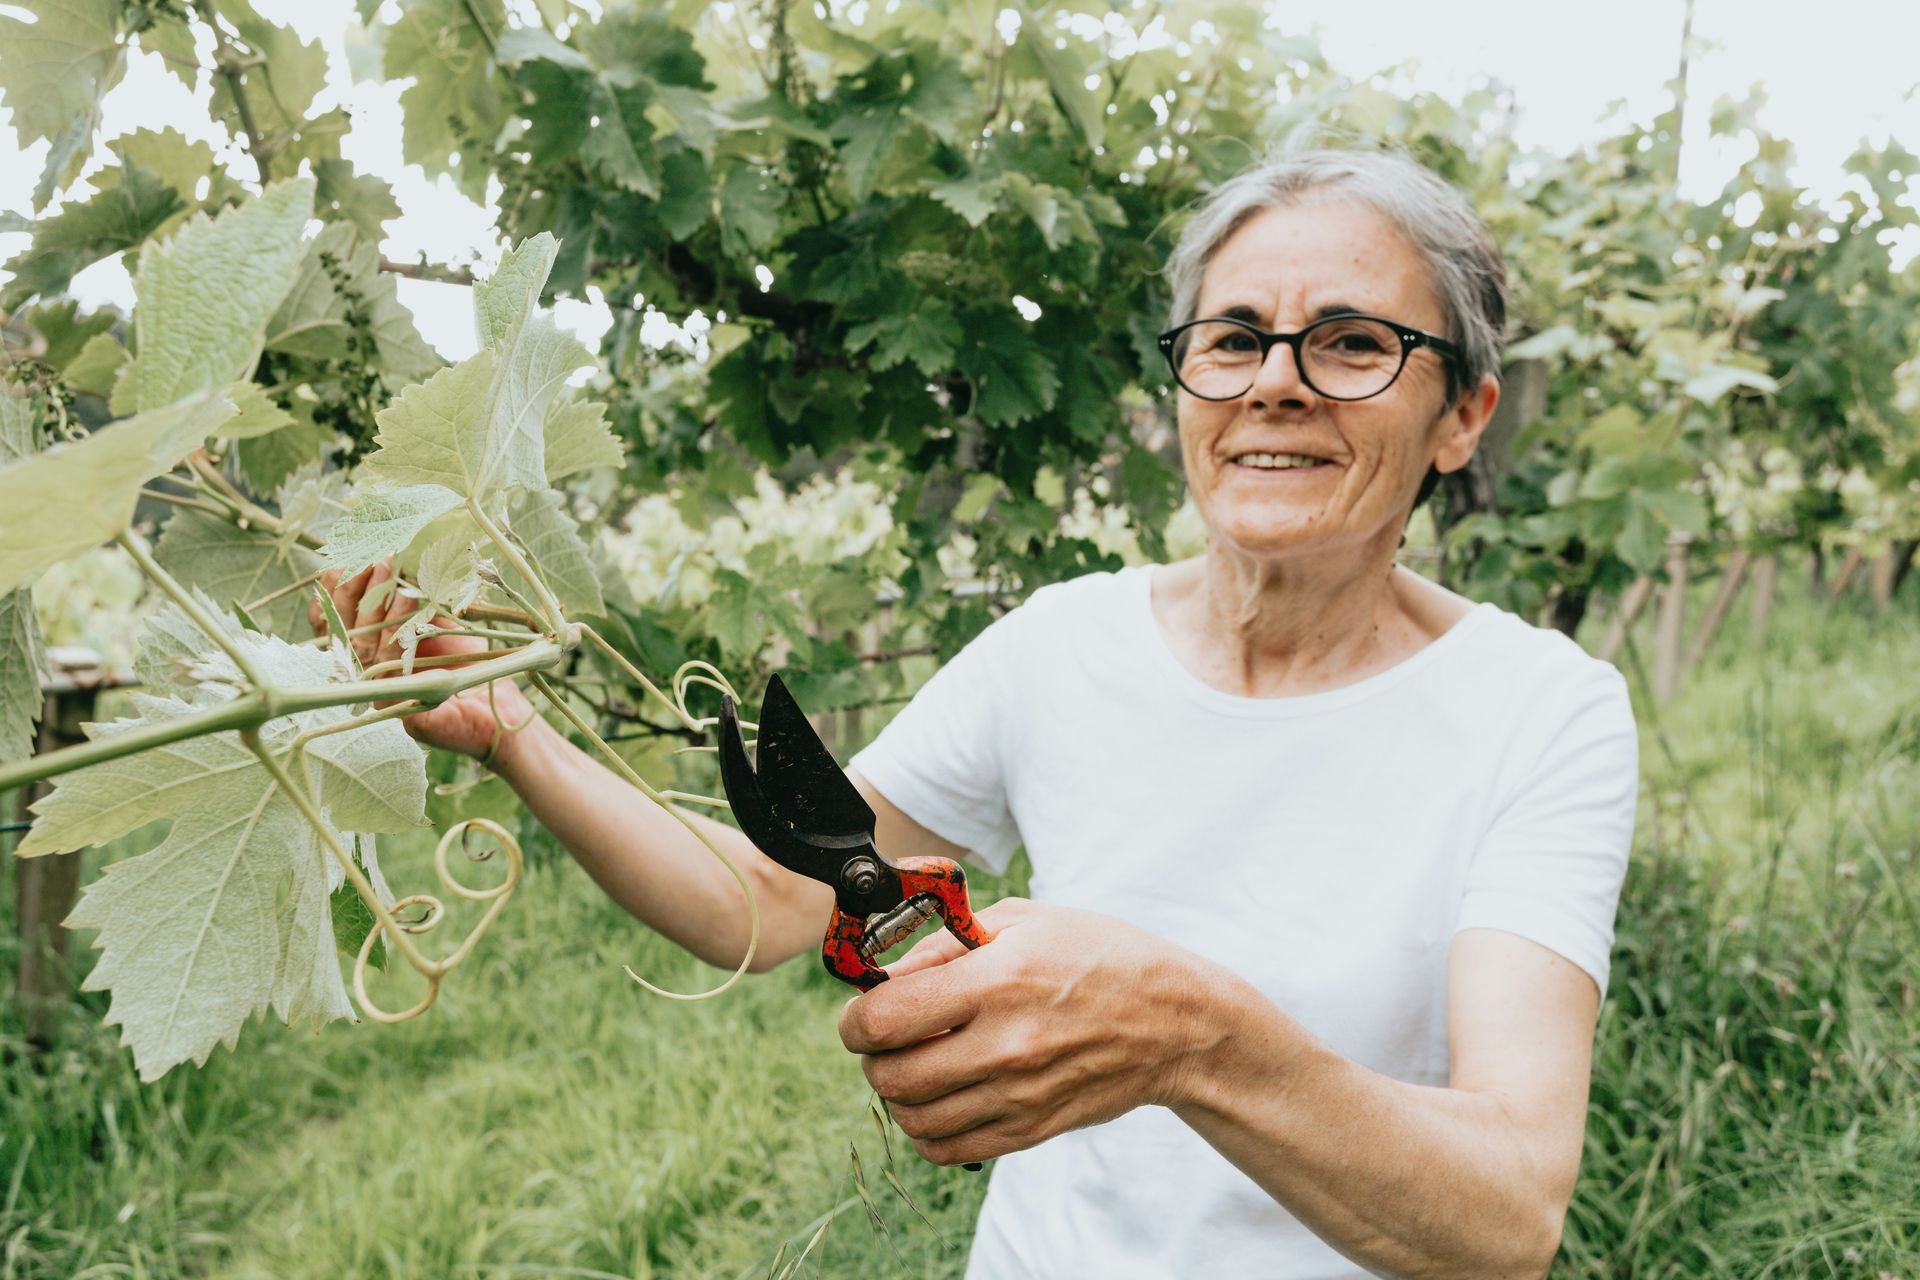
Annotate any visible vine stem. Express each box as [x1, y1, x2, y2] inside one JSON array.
[[116, 527, 268, 691], [467, 497, 572, 647], [192, 0, 274, 184], [242, 727, 433, 975], [242, 729, 520, 1020], [527, 671, 760, 999], [0, 638, 566, 793]]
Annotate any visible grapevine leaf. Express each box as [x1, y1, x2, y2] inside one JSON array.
[[1011, 22, 1103, 147], [928, 176, 1002, 228], [0, 587, 46, 765], [236, 406, 335, 494], [473, 232, 557, 348], [384, 0, 508, 199], [133, 13, 198, 91], [415, 532, 483, 615], [114, 178, 316, 415], [543, 394, 623, 480], [329, 880, 386, 971], [323, 484, 466, 576], [581, 81, 662, 197], [65, 333, 126, 399], [705, 568, 802, 663], [0, 0, 127, 207], [656, 149, 712, 240], [153, 506, 327, 636], [215, 383, 296, 441], [0, 391, 237, 595], [0, 163, 186, 312], [845, 300, 961, 377], [312, 158, 402, 242], [958, 330, 1059, 428], [133, 594, 240, 700], [207, 0, 327, 151], [364, 352, 499, 494], [23, 621, 425, 1079], [0, 395, 36, 461], [268, 220, 442, 381], [367, 245, 590, 499], [718, 165, 782, 254], [107, 128, 223, 238], [831, 109, 901, 204], [502, 489, 604, 616], [25, 299, 117, 371], [275, 463, 351, 543]]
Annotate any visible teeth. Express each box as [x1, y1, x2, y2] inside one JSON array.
[[1233, 453, 1325, 469]]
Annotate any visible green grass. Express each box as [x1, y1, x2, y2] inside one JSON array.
[[4, 559, 1919, 1279]]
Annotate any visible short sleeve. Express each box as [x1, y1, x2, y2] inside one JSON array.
[[1453, 663, 1639, 997], [848, 608, 1029, 874]]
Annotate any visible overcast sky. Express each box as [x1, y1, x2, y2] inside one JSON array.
[[3, 0, 1917, 362]]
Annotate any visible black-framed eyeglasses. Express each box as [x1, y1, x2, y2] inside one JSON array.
[[1156, 313, 1463, 403]]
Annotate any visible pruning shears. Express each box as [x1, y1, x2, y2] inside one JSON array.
[[717, 674, 996, 991]]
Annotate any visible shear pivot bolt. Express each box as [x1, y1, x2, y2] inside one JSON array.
[[843, 856, 881, 896]]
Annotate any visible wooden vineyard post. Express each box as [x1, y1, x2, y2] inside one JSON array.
[[1596, 577, 1656, 664], [1653, 533, 1692, 704], [1869, 546, 1898, 610], [1678, 549, 1752, 689], [11, 651, 114, 1049], [1826, 547, 1865, 602], [1749, 553, 1779, 640]]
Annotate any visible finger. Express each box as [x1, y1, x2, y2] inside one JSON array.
[[882, 927, 969, 981], [862, 1026, 992, 1106], [839, 956, 985, 1054], [886, 1083, 1011, 1146], [354, 561, 395, 661], [914, 1114, 1036, 1168]]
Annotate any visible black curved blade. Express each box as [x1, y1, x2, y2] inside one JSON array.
[[715, 690, 843, 883], [755, 674, 877, 849]]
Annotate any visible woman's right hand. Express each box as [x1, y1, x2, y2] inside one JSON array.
[[309, 558, 541, 765]]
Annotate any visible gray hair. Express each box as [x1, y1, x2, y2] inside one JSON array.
[[1162, 143, 1508, 408]]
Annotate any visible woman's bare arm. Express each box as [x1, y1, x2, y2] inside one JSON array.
[[490, 718, 970, 973]]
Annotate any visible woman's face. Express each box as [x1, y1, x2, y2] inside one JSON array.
[[1176, 197, 1493, 567]]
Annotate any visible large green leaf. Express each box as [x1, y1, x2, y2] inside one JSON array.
[[0, 588, 44, 765], [501, 488, 604, 616], [542, 395, 624, 480], [0, 391, 238, 595], [267, 221, 440, 382], [153, 506, 329, 637], [366, 236, 591, 499], [323, 484, 467, 576], [0, 0, 127, 208], [115, 178, 316, 414], [18, 609, 425, 1081], [384, 0, 508, 199], [0, 163, 185, 312]]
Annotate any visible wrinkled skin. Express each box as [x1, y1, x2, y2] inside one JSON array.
[[839, 898, 1230, 1167]]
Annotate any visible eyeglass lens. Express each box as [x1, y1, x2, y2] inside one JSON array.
[[1169, 318, 1407, 401]]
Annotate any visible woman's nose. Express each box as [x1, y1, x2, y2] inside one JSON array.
[[1247, 336, 1317, 407]]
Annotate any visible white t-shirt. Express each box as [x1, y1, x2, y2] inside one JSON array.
[[848, 563, 1640, 1280]]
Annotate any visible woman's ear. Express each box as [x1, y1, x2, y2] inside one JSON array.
[[1433, 372, 1501, 475]]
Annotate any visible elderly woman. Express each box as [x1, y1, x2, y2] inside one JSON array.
[[320, 146, 1637, 1278]]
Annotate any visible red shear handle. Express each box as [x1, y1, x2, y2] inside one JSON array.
[[820, 856, 996, 990]]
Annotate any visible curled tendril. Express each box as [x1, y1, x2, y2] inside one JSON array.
[[352, 818, 524, 1024]]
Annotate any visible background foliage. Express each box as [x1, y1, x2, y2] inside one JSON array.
[[2, 0, 1919, 1275]]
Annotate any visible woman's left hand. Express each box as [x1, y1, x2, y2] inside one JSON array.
[[837, 898, 1225, 1167]]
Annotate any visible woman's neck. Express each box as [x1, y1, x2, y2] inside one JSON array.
[[1153, 535, 1463, 699]]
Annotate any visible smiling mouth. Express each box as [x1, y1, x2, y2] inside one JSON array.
[[1229, 452, 1334, 471]]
